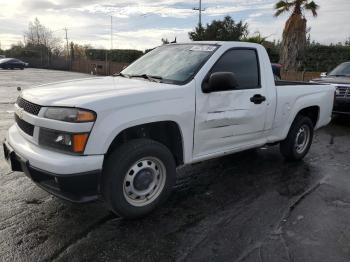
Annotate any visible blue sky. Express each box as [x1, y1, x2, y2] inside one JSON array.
[[0, 0, 349, 51]]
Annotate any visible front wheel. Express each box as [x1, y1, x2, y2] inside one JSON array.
[[102, 139, 176, 219], [280, 116, 314, 161]]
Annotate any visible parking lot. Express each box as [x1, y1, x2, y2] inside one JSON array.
[[1, 68, 350, 262]]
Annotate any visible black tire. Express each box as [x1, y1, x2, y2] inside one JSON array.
[[280, 116, 314, 161], [102, 139, 176, 219]]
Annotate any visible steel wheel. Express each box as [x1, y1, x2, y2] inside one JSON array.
[[123, 157, 166, 207], [295, 124, 311, 154]]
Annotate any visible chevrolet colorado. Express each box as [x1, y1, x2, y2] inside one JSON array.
[[3, 42, 335, 218]]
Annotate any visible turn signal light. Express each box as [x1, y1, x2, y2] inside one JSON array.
[[72, 133, 89, 153]]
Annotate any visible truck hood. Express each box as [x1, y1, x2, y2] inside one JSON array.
[[21, 76, 180, 108], [312, 76, 350, 85]]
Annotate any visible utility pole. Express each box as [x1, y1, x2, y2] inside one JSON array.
[[64, 27, 69, 68], [110, 15, 113, 50], [193, 0, 205, 27], [106, 15, 113, 75], [64, 28, 69, 54]]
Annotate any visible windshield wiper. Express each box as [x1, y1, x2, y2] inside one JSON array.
[[129, 74, 163, 82]]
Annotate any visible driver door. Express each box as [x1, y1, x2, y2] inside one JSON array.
[[193, 48, 268, 158]]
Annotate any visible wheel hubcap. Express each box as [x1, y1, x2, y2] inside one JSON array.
[[123, 157, 166, 207], [295, 125, 310, 154], [133, 168, 154, 191]]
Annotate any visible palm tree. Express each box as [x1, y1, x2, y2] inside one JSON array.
[[274, 0, 319, 70]]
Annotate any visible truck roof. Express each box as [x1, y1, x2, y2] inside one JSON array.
[[169, 41, 263, 49]]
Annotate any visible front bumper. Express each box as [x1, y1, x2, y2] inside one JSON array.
[[334, 98, 350, 115], [3, 125, 104, 203]]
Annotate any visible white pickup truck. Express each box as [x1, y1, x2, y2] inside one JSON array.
[[3, 42, 334, 218]]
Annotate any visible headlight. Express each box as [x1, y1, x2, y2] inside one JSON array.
[[44, 107, 96, 122], [39, 128, 89, 154]]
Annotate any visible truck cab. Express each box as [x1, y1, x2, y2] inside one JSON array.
[[3, 42, 334, 218]]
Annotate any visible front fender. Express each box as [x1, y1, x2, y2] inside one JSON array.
[[84, 97, 195, 164]]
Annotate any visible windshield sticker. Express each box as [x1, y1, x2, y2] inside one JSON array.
[[189, 45, 216, 52]]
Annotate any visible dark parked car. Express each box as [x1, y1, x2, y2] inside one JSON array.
[[0, 58, 28, 70], [311, 62, 350, 115]]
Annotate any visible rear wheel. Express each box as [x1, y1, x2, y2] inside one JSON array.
[[280, 116, 314, 161], [102, 139, 176, 219]]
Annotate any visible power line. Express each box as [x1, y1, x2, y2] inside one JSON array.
[[140, 6, 167, 17]]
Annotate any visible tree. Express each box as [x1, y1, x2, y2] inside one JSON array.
[[70, 42, 90, 60], [4, 44, 26, 58], [0, 41, 3, 55], [24, 18, 61, 64], [345, 37, 350, 47], [188, 16, 248, 41], [25, 18, 60, 50], [274, 0, 319, 70], [161, 38, 169, 45], [243, 32, 268, 44]]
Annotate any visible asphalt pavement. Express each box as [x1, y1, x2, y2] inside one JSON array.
[[1, 68, 350, 262]]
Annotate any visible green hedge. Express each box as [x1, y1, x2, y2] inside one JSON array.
[[303, 45, 350, 72], [85, 49, 144, 63]]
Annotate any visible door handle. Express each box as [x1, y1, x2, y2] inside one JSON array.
[[250, 94, 266, 104]]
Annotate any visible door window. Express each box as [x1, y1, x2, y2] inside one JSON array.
[[210, 49, 260, 90]]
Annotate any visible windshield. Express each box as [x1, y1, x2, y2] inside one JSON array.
[[329, 62, 350, 77], [0, 58, 12, 63], [120, 44, 218, 84]]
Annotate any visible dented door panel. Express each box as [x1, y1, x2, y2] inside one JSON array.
[[194, 89, 267, 156]]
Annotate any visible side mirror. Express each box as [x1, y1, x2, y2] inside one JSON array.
[[320, 72, 327, 78], [202, 72, 239, 93]]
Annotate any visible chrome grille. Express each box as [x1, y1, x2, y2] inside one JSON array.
[[16, 97, 42, 115], [336, 86, 350, 98], [15, 114, 34, 136]]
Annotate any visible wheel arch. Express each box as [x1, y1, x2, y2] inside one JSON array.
[[283, 105, 320, 139], [294, 106, 320, 127], [105, 120, 184, 166]]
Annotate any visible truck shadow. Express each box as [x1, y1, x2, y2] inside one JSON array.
[[331, 114, 350, 127], [52, 147, 320, 261]]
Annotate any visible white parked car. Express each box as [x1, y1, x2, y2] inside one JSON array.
[[3, 42, 335, 218]]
